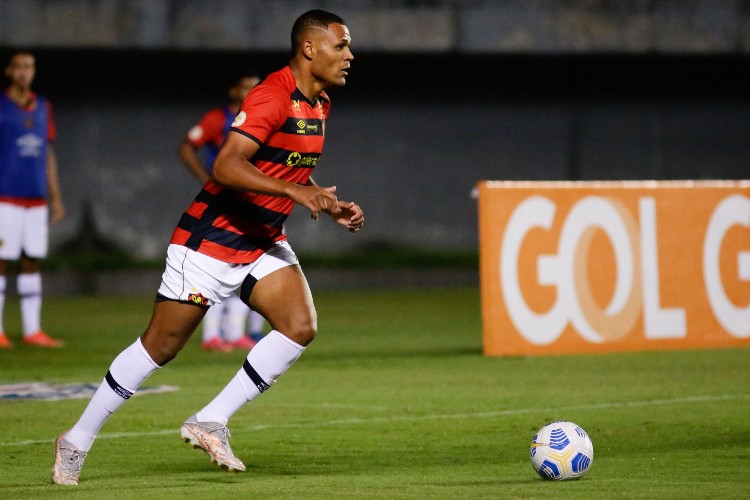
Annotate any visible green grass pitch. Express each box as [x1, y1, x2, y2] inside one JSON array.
[[1, 287, 749, 498]]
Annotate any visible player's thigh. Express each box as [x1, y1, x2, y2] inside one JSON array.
[[0, 203, 23, 260], [21, 206, 48, 258], [248, 265, 316, 341]]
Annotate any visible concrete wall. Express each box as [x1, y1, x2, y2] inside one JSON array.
[[17, 50, 746, 259]]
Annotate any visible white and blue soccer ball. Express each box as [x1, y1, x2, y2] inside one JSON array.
[[530, 420, 594, 480]]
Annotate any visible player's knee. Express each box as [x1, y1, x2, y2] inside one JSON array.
[[282, 311, 317, 346], [140, 331, 183, 366]]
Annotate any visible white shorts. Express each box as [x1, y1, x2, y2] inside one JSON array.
[[157, 241, 299, 306], [0, 202, 49, 260]]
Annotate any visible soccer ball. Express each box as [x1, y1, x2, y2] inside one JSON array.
[[529, 420, 594, 480]]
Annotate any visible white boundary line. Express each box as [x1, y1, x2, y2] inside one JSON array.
[[3, 393, 748, 448]]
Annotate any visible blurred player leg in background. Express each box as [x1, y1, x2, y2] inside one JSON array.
[[248, 309, 266, 344], [222, 293, 253, 349], [201, 302, 232, 352]]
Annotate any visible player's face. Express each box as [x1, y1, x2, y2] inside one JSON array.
[[310, 23, 353, 87], [5, 54, 35, 90]]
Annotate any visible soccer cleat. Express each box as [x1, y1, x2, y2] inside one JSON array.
[[0, 333, 12, 349], [52, 433, 87, 485], [200, 338, 233, 352], [180, 415, 246, 472], [24, 331, 64, 348], [229, 335, 257, 350]]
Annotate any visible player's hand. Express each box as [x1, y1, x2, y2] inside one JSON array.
[[327, 200, 364, 233], [289, 184, 339, 220], [50, 199, 65, 224]]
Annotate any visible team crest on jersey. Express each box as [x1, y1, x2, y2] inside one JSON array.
[[291, 99, 301, 110], [232, 111, 246, 127], [187, 125, 204, 141], [187, 292, 209, 305]]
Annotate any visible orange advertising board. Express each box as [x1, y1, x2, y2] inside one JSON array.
[[478, 180, 750, 356]]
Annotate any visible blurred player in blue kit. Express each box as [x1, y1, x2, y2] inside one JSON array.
[[179, 70, 267, 352], [0, 51, 65, 349]]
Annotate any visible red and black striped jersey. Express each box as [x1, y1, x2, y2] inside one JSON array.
[[170, 66, 329, 264]]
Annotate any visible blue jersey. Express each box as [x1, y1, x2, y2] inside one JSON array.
[[204, 107, 235, 173], [186, 106, 235, 175], [0, 92, 51, 200]]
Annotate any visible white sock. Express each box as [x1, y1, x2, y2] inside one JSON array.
[[65, 338, 160, 451], [222, 294, 249, 343], [202, 302, 224, 342], [17, 273, 42, 336], [0, 275, 6, 333], [195, 330, 304, 425]]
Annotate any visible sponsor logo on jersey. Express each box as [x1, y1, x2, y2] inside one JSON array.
[[286, 152, 319, 167], [291, 99, 301, 110], [16, 132, 43, 157]]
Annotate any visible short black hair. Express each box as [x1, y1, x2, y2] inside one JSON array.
[[291, 9, 346, 56], [228, 68, 260, 88]]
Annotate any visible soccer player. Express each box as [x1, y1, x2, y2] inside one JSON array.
[[0, 51, 65, 349], [178, 70, 264, 352], [53, 9, 362, 485]]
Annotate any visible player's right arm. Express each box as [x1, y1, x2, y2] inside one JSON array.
[[211, 132, 338, 220], [178, 109, 225, 184], [178, 140, 210, 183]]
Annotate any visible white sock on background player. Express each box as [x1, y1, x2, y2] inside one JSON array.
[[221, 294, 249, 343], [17, 273, 42, 336], [202, 301, 225, 343], [0, 276, 6, 333]]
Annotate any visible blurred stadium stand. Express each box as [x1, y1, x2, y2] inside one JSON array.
[[2, 0, 750, 53]]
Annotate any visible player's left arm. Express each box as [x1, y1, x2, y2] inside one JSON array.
[[306, 177, 364, 233], [46, 144, 65, 223]]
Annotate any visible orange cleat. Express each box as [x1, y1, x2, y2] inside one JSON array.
[[229, 336, 257, 350], [201, 338, 233, 352], [23, 331, 64, 348], [0, 333, 13, 349]]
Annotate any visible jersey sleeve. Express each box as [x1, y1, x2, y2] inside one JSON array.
[[46, 101, 56, 142], [230, 85, 287, 145], [186, 108, 226, 147]]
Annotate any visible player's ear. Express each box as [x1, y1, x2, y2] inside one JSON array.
[[303, 40, 314, 60]]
